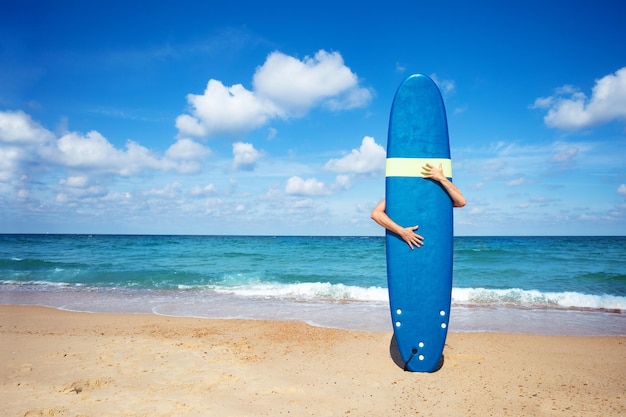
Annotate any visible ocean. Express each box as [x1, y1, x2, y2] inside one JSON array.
[[1, 234, 624, 336]]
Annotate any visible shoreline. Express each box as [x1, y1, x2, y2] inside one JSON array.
[[2, 305, 625, 416], [2, 285, 625, 336]]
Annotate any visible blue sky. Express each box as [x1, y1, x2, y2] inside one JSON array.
[[1, 0, 625, 236]]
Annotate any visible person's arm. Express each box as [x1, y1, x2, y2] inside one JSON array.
[[421, 163, 467, 208], [370, 199, 424, 249]]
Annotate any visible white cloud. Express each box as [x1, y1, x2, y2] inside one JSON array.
[[0, 110, 55, 145], [0, 146, 25, 182], [165, 138, 211, 174], [533, 66, 626, 129], [176, 80, 280, 137], [283, 173, 353, 198], [55, 173, 111, 205], [101, 191, 132, 202], [532, 96, 553, 108], [326, 86, 374, 111], [0, 110, 213, 188], [59, 175, 89, 188], [145, 181, 183, 198], [0, 110, 56, 182], [166, 138, 211, 160], [324, 136, 385, 175], [231, 142, 261, 171], [40, 131, 170, 176], [176, 50, 372, 139], [285, 176, 329, 196], [618, 184, 626, 198], [333, 174, 352, 191], [190, 183, 217, 196], [254, 50, 372, 111]]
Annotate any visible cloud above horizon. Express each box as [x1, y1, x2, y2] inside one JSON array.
[[533, 66, 626, 129], [324, 136, 385, 175], [0, 109, 214, 213], [175, 50, 373, 139]]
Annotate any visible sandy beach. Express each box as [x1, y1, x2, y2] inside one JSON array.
[[1, 306, 624, 416]]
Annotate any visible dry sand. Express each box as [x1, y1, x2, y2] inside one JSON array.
[[1, 305, 624, 416]]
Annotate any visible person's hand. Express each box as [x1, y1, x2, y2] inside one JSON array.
[[421, 162, 467, 207], [398, 225, 424, 249], [421, 163, 446, 182]]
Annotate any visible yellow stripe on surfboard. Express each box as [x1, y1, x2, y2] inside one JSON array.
[[386, 158, 452, 178]]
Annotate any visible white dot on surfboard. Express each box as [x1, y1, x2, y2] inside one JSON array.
[[395, 321, 401, 327], [441, 323, 447, 329], [396, 309, 402, 315], [418, 355, 424, 361], [418, 342, 424, 348], [440, 310, 446, 316]]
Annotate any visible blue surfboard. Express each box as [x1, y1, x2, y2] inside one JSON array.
[[385, 74, 453, 372]]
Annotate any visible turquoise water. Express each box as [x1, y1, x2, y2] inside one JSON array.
[[1, 234, 624, 335]]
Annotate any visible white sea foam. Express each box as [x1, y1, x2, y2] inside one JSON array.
[[2, 280, 625, 312], [212, 282, 389, 302], [452, 287, 626, 311], [0, 279, 75, 287], [207, 282, 626, 311]]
